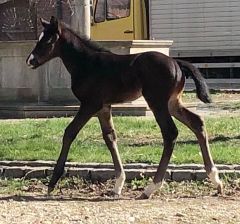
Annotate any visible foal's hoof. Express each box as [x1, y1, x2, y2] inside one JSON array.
[[47, 186, 55, 195], [217, 183, 224, 195], [102, 191, 120, 199], [136, 193, 149, 200]]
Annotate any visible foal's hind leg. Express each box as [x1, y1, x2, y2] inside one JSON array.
[[97, 105, 125, 196], [169, 98, 223, 194], [140, 103, 178, 199]]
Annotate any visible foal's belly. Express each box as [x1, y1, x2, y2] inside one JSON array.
[[105, 89, 142, 104]]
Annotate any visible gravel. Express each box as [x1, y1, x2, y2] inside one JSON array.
[[1, 176, 240, 224], [1, 195, 240, 224]]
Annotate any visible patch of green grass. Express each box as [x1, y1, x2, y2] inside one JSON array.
[[0, 178, 34, 195], [0, 116, 239, 164], [221, 102, 240, 111]]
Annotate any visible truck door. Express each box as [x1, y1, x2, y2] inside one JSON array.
[[91, 0, 134, 40]]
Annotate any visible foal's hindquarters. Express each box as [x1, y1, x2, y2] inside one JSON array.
[[133, 55, 223, 199]]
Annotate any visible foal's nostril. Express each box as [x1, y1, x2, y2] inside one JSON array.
[[27, 54, 39, 67], [30, 58, 38, 66]]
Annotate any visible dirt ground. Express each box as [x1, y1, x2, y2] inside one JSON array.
[[1, 178, 240, 224], [0, 194, 240, 224]]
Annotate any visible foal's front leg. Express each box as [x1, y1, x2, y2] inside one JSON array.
[[48, 104, 101, 194], [98, 105, 126, 196]]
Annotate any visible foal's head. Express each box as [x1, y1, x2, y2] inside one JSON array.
[[26, 16, 61, 69]]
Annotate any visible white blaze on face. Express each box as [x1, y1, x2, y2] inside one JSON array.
[[38, 32, 44, 41]]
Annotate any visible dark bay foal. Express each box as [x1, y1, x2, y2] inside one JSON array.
[[26, 16, 223, 199]]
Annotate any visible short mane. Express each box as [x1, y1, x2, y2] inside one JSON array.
[[59, 22, 109, 53]]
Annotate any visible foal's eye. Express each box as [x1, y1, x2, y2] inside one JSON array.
[[46, 38, 53, 44], [45, 42, 52, 47], [41, 38, 53, 47]]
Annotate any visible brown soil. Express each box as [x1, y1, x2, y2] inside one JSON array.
[[1, 194, 240, 224], [1, 179, 240, 224]]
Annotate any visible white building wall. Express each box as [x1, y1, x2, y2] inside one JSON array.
[[149, 0, 240, 56]]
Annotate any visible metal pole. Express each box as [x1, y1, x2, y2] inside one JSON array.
[[82, 0, 91, 39], [72, 0, 91, 39], [56, 0, 63, 19]]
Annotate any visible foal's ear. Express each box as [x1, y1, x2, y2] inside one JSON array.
[[50, 16, 61, 33], [50, 16, 58, 29], [40, 18, 49, 28], [50, 16, 58, 26]]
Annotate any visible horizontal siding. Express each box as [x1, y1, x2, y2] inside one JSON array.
[[149, 0, 240, 54]]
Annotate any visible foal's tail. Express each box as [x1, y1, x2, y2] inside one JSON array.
[[176, 59, 212, 103]]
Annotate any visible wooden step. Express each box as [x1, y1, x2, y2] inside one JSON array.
[[0, 103, 149, 118]]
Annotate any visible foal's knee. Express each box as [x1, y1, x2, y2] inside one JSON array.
[[163, 126, 178, 144], [102, 129, 117, 143], [190, 114, 206, 132], [172, 127, 179, 141]]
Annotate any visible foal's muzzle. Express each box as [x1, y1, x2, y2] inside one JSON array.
[[26, 54, 40, 69]]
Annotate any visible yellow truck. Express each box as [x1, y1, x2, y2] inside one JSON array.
[[90, 0, 240, 84], [91, 0, 148, 40]]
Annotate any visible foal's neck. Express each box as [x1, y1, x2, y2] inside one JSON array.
[[58, 26, 108, 75]]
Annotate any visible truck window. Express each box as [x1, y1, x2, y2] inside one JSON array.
[[106, 0, 130, 20], [94, 0, 130, 23], [95, 0, 105, 23]]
